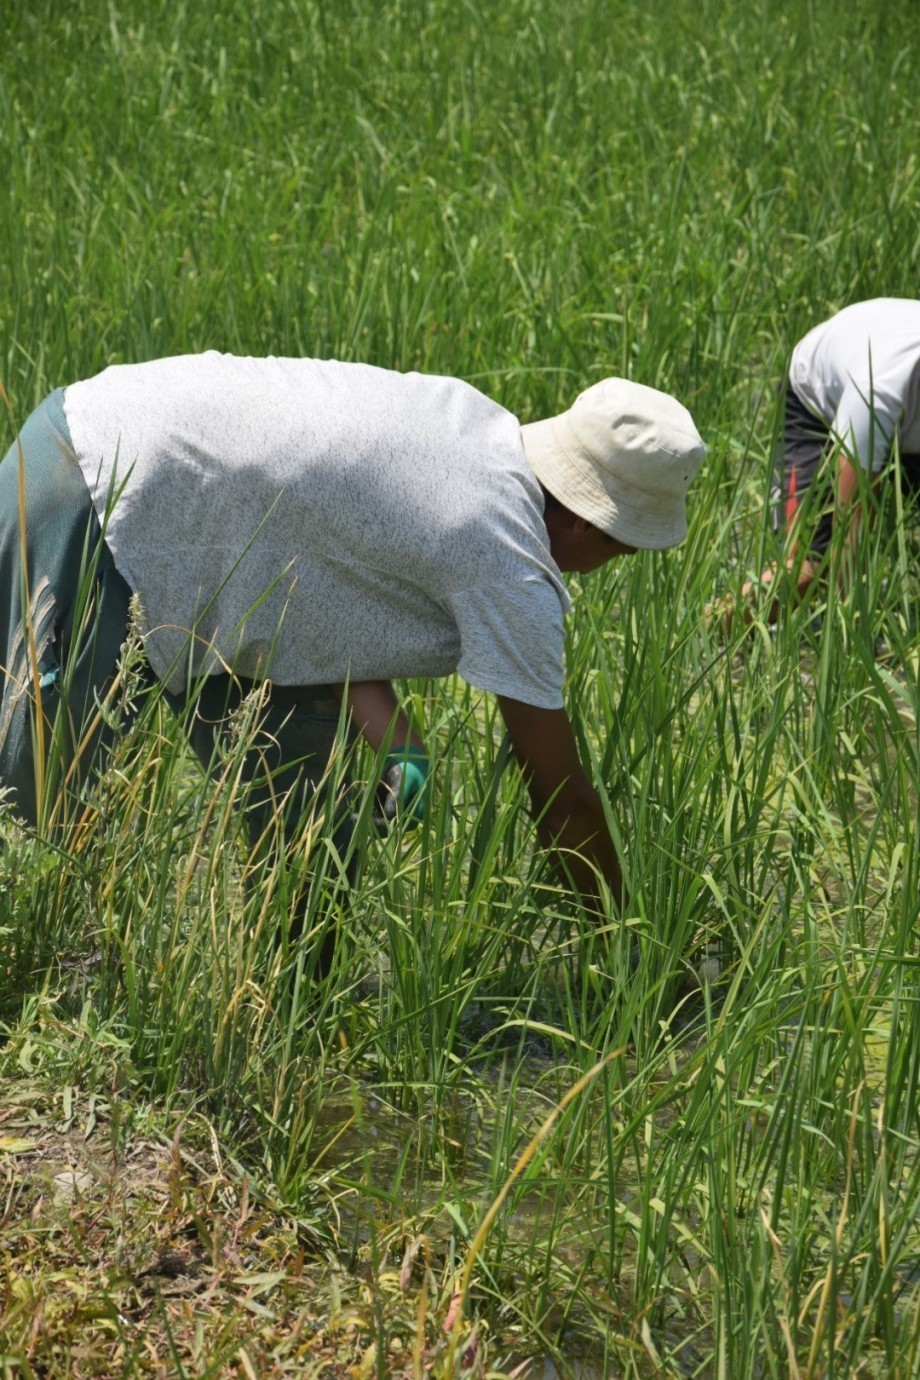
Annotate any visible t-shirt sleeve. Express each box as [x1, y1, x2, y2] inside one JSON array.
[[832, 380, 900, 472], [443, 576, 567, 709]]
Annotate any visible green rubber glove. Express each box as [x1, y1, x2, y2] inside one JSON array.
[[377, 745, 431, 826]]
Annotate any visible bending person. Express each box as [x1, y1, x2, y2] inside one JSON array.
[[728, 298, 920, 627], [1, 355, 705, 941]]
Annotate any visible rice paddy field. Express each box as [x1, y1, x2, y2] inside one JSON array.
[[2, 0, 920, 1374]]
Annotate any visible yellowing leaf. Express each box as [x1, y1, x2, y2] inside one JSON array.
[[0, 1136, 35, 1153]]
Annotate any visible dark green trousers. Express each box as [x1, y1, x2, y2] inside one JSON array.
[[0, 389, 133, 826]]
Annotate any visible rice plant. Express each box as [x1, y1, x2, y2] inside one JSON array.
[[2, 0, 920, 1374]]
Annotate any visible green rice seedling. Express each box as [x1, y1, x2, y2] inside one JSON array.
[[4, 0, 920, 1373]]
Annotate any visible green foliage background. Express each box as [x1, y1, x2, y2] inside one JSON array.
[[2, 1, 920, 1375], [5, 0, 920, 415]]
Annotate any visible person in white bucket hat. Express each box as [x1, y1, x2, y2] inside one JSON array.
[[522, 377, 705, 552], [1, 355, 704, 953]]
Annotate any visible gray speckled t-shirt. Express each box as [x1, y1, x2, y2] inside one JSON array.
[[64, 353, 570, 707]]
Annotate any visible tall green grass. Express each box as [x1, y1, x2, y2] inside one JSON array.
[[3, 0, 920, 1373]]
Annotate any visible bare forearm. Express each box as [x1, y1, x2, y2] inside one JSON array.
[[535, 788, 624, 914], [714, 455, 867, 634], [496, 697, 626, 916], [331, 680, 424, 753]]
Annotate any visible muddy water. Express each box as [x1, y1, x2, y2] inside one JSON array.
[[313, 1006, 709, 1380], [315, 972, 919, 1378]]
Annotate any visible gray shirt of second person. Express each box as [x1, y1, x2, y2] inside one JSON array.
[[64, 352, 571, 708]]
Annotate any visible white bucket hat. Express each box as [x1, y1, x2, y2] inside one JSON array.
[[520, 378, 706, 549]]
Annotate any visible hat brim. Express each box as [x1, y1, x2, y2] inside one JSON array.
[[520, 417, 688, 550]]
